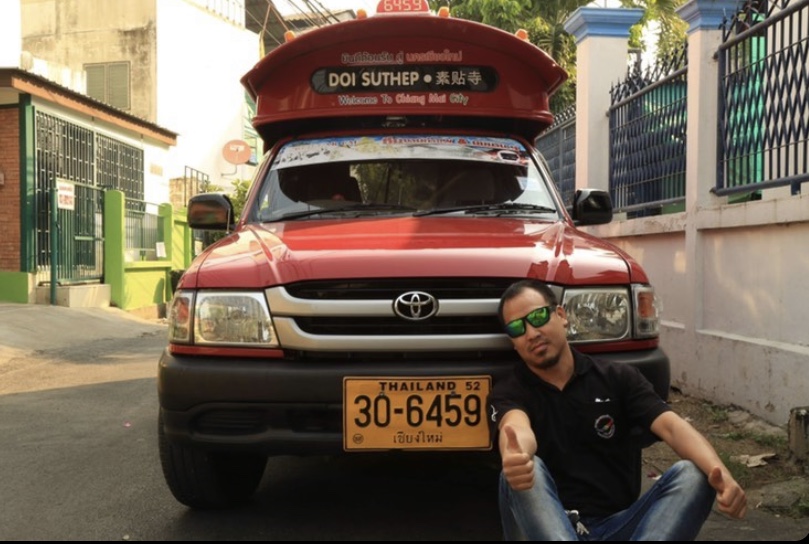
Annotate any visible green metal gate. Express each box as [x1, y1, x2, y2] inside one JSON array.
[[35, 112, 103, 285], [34, 111, 144, 286]]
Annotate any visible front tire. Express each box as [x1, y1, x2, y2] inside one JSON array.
[[158, 411, 267, 509]]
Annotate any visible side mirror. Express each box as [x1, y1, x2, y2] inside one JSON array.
[[187, 193, 234, 230], [571, 189, 613, 226]]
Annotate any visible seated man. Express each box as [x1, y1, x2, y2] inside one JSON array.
[[488, 279, 746, 541]]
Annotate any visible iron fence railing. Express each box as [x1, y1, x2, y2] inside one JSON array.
[[182, 166, 211, 202], [536, 103, 577, 207], [50, 181, 105, 283], [125, 199, 161, 260], [608, 45, 689, 217], [97, 133, 144, 200], [34, 112, 104, 284], [717, 0, 809, 197], [33, 110, 151, 281]]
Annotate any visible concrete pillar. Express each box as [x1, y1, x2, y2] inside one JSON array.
[[104, 190, 126, 309], [158, 202, 174, 301], [675, 0, 738, 338], [0, 0, 21, 67], [563, 7, 643, 192], [677, 0, 739, 211]]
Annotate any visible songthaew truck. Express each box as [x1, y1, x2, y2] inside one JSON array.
[[158, 1, 670, 509]]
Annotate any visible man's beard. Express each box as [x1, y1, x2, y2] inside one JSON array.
[[534, 350, 561, 371]]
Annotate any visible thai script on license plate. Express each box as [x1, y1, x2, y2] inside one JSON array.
[[343, 376, 492, 451]]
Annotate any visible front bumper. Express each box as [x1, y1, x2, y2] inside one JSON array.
[[157, 347, 670, 455]]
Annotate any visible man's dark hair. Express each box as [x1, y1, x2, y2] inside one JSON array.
[[497, 279, 559, 326]]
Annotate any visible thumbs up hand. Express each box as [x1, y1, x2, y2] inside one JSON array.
[[501, 424, 535, 490], [709, 466, 747, 519]]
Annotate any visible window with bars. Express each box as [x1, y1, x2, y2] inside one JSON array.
[[96, 134, 144, 208], [85, 61, 131, 111]]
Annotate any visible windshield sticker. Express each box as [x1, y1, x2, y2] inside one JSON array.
[[273, 136, 528, 169]]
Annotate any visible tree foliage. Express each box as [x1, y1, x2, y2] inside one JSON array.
[[427, 0, 689, 113], [619, 0, 688, 61], [227, 178, 252, 220], [426, 0, 591, 113], [203, 178, 252, 246]]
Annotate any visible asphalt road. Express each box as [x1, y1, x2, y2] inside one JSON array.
[[0, 304, 807, 540], [0, 307, 502, 540]]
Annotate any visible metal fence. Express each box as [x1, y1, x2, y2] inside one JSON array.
[[50, 181, 105, 283], [97, 133, 144, 201], [535, 103, 577, 207], [608, 45, 689, 217], [180, 165, 211, 203], [125, 199, 161, 260], [717, 0, 809, 197], [34, 112, 104, 284], [34, 110, 147, 284]]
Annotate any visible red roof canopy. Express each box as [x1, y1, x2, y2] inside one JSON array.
[[242, 14, 568, 146]]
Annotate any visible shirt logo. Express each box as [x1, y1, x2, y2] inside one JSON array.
[[489, 405, 498, 422], [594, 414, 615, 439]]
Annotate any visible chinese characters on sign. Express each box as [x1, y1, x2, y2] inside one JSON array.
[[311, 48, 499, 110]]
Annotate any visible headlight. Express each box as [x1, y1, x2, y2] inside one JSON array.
[[562, 286, 660, 342], [563, 288, 630, 342], [168, 290, 279, 347]]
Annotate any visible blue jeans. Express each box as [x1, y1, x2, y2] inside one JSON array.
[[499, 458, 715, 541]]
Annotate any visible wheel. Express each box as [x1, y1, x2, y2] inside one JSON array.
[[158, 411, 267, 509]]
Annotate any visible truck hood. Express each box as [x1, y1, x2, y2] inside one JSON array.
[[181, 217, 647, 289]]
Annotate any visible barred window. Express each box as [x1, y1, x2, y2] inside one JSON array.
[[96, 134, 144, 206]]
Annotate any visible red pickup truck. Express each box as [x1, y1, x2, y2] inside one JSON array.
[[158, 2, 669, 509]]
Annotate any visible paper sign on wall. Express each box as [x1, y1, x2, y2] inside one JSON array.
[[56, 180, 75, 210]]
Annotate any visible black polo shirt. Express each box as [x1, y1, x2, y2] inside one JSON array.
[[487, 350, 671, 517]]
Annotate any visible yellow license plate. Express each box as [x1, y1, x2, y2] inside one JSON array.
[[343, 376, 492, 451]]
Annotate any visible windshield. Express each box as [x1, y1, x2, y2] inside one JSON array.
[[250, 135, 560, 222]]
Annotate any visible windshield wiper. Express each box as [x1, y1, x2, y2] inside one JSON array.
[[273, 203, 416, 221], [330, 203, 417, 213], [414, 202, 558, 217]]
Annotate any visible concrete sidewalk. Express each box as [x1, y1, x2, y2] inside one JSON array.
[[0, 302, 807, 540], [0, 302, 166, 362]]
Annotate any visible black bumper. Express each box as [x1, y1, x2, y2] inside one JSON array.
[[158, 347, 670, 455]]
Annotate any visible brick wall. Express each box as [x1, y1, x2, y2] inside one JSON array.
[[0, 107, 21, 271]]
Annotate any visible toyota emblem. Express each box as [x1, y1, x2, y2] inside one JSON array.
[[393, 291, 438, 321]]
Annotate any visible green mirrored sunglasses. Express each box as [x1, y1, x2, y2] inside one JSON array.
[[504, 305, 557, 338]]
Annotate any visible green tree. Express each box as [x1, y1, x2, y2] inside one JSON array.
[[619, 0, 688, 62], [427, 0, 689, 112], [202, 178, 252, 245], [205, 178, 251, 220], [427, 0, 590, 112], [227, 178, 252, 220]]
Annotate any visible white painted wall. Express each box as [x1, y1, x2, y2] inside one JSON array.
[[590, 198, 809, 426], [569, 3, 809, 427], [155, 0, 259, 191]]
